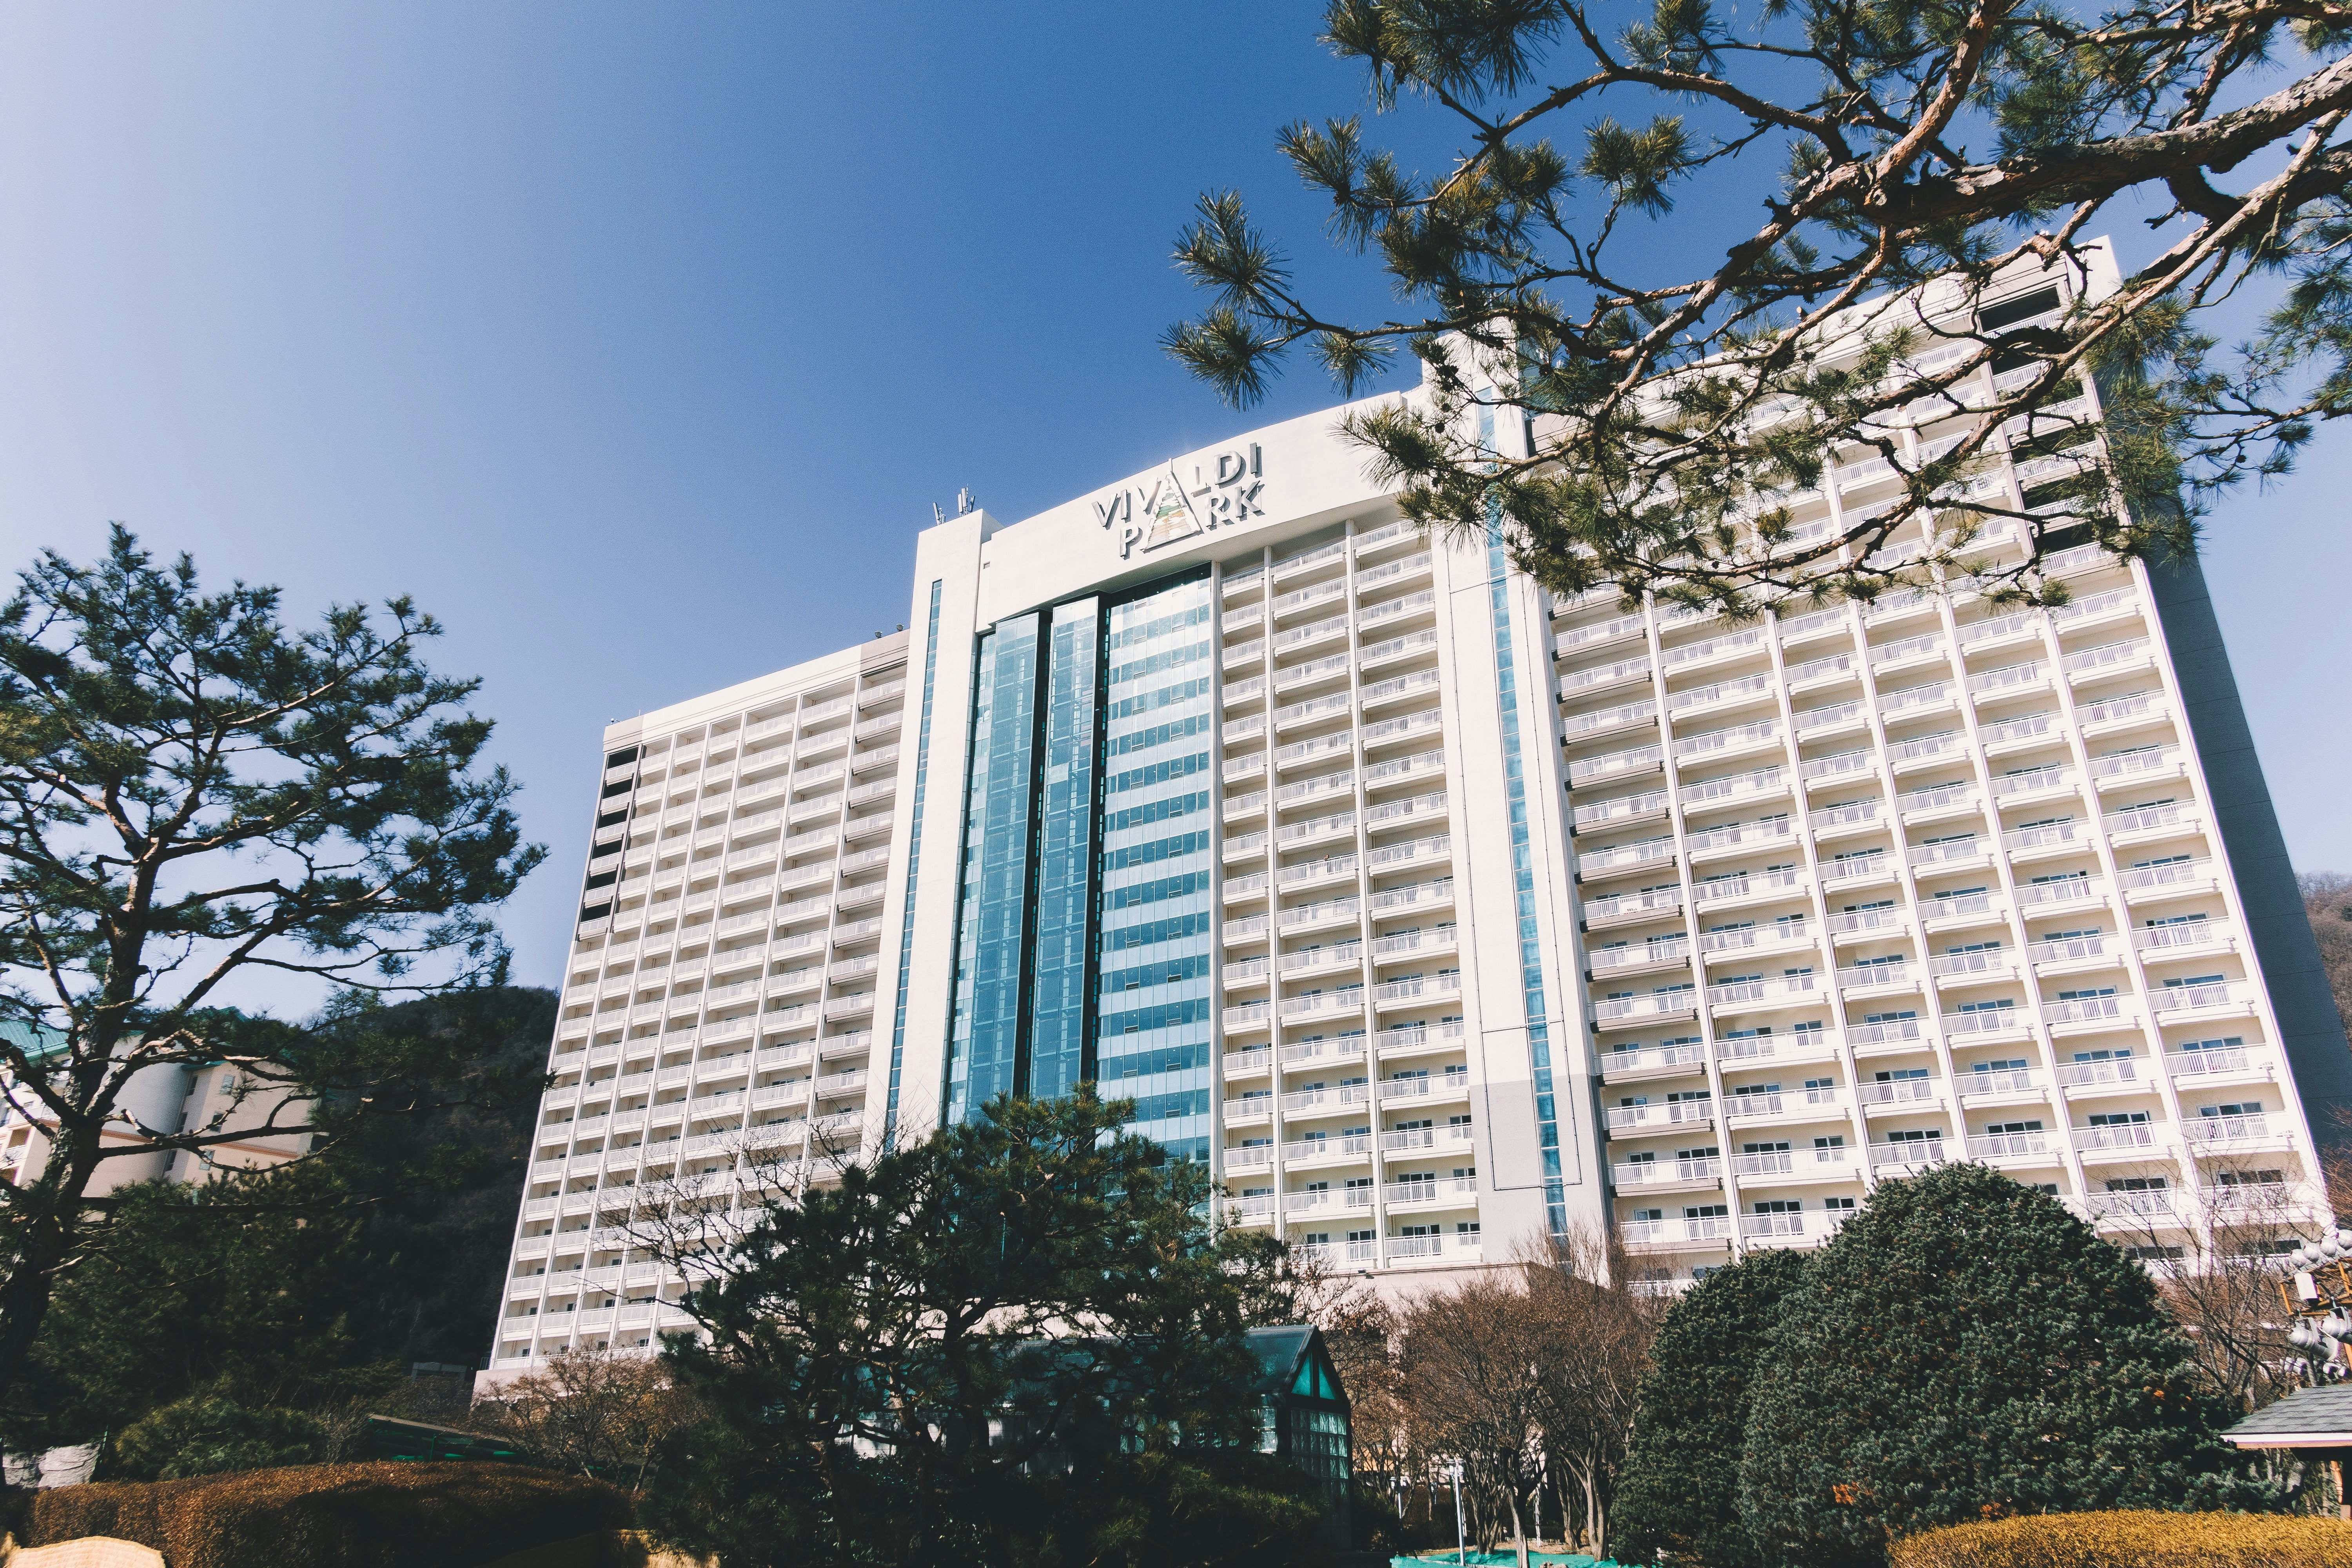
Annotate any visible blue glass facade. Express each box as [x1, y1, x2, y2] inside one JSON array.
[[1481, 403, 1569, 1234], [882, 579, 944, 1144], [1092, 573, 1216, 1160], [1028, 598, 1102, 1102], [942, 569, 1215, 1158], [945, 612, 1042, 1121]]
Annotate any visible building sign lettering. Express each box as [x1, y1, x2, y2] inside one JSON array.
[[1093, 444, 1266, 558]]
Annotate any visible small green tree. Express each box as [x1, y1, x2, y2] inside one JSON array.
[[638, 1088, 1323, 1568], [1613, 1248, 1810, 1568], [0, 528, 544, 1419], [5, 991, 551, 1454], [1738, 1164, 2265, 1567], [109, 1394, 327, 1481]]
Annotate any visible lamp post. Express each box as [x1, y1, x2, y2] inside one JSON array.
[[1447, 1459, 1467, 1566]]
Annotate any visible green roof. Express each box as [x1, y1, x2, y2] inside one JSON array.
[[2221, 1386, 2352, 1446], [0, 1018, 68, 1065], [1245, 1324, 1348, 1409]]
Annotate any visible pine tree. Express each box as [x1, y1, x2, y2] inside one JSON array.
[[0, 527, 544, 1421], [1165, 0, 2352, 615], [1735, 1164, 2264, 1567], [1612, 1248, 1810, 1568]]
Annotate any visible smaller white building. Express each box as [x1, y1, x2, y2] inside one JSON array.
[[0, 1020, 312, 1195]]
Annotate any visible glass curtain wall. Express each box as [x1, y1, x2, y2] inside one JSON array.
[[946, 612, 1042, 1121], [1028, 599, 1103, 1101], [944, 570, 1216, 1158], [1093, 572, 1217, 1160]]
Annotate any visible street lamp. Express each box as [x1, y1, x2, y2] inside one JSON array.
[[1446, 1459, 1467, 1567]]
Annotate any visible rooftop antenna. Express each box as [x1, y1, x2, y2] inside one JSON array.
[[931, 503, 945, 524], [956, 487, 976, 515]]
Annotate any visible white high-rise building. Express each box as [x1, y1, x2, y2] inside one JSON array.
[[485, 241, 2348, 1374]]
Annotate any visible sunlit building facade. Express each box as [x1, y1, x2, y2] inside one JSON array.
[[486, 240, 2347, 1372]]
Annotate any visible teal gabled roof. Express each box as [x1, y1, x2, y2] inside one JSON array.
[[1245, 1324, 1348, 1410], [0, 1018, 68, 1066]]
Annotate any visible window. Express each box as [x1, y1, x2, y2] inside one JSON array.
[[1865, 1010, 1919, 1024], [1684, 1204, 1729, 1219], [2180, 1036, 2245, 1053], [1753, 1199, 1801, 1214], [2202, 1101, 2265, 1118], [1676, 1146, 1720, 1161], [1824, 1195, 1857, 1210], [2089, 1111, 2151, 1125], [1983, 1120, 2044, 1135], [1743, 1140, 1791, 1154], [1455, 1221, 1481, 1235], [1813, 1135, 1846, 1149], [2057, 987, 2116, 1001], [1886, 1128, 1942, 1143], [2107, 1176, 2167, 1191], [1876, 1067, 1929, 1081], [2216, 1169, 2285, 1186], [1973, 1059, 2027, 1074]]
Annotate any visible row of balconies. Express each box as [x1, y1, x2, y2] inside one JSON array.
[[1221, 704, 1445, 787], [1618, 1182, 2303, 1262], [1225, 1120, 1479, 1171], [564, 912, 884, 1009], [1222, 1067, 1473, 1123], [1223, 1175, 1479, 1220], [1592, 973, 2252, 1037], [1218, 925, 1459, 988], [1555, 579, 2140, 709], [1586, 916, 2232, 998], [1560, 637, 2162, 750], [1220, 547, 1433, 635], [1222, 971, 1462, 1031], [1221, 1019, 1468, 1081]]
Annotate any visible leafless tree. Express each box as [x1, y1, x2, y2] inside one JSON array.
[[2112, 1180, 2316, 1414], [1518, 1230, 1664, 1555], [472, 1345, 707, 1495], [2301, 871, 2352, 1038]]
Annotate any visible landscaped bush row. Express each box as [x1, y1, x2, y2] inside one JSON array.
[[25, 1460, 630, 1568], [1893, 1509, 2352, 1568]]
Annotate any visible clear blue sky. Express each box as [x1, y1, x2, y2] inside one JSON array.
[[0, 3, 2342, 1007]]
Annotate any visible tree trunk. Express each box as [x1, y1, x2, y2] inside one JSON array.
[[0, 1136, 101, 1423], [1507, 1483, 1529, 1568]]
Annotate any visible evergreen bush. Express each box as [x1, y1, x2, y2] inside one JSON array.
[[1738, 1165, 2268, 1567], [1613, 1249, 1811, 1568]]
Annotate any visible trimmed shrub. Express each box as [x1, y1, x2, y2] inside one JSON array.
[[1892, 1509, 2352, 1568], [1739, 1165, 2265, 1567], [26, 1461, 630, 1568]]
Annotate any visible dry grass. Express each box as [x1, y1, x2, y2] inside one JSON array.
[[25, 1461, 629, 1568], [1893, 1510, 2352, 1568]]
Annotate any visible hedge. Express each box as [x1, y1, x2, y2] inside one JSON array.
[[1893, 1510, 2352, 1568], [24, 1461, 631, 1568]]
